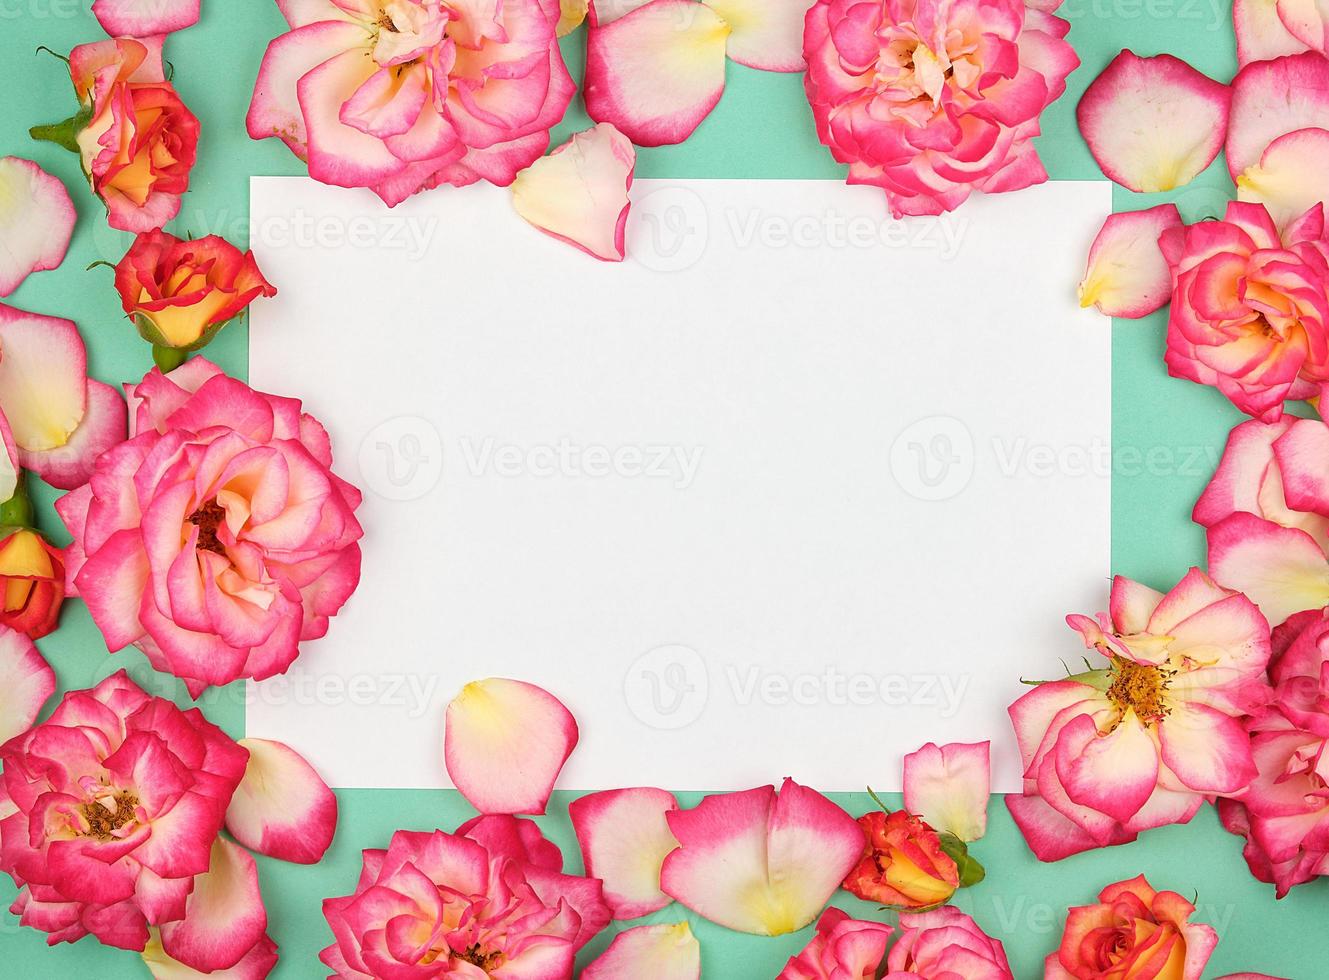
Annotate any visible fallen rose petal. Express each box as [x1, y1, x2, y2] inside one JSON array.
[[1235, 0, 1312, 66], [1208, 512, 1329, 627], [1280, 0, 1329, 53], [0, 302, 87, 453], [444, 678, 579, 815], [1078, 51, 1231, 193], [26, 378, 128, 490], [660, 777, 862, 936], [0, 158, 76, 297], [903, 740, 991, 843], [584, 0, 731, 146], [570, 787, 680, 918], [704, 0, 813, 71], [143, 928, 279, 980], [0, 410, 15, 505], [1237, 128, 1329, 230], [0, 625, 55, 743], [225, 738, 337, 864], [1078, 204, 1184, 318], [93, 0, 201, 36], [560, 0, 590, 33], [159, 837, 268, 974], [582, 922, 700, 979], [512, 123, 636, 262], [1228, 52, 1329, 180]]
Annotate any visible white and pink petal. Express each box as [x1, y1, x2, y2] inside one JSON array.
[[703, 0, 813, 71], [1227, 52, 1329, 180], [92, 0, 201, 36], [569, 787, 679, 918], [225, 738, 337, 864], [902, 740, 991, 843], [0, 626, 55, 743], [1236, 127, 1329, 231], [158, 837, 268, 974], [1078, 51, 1231, 193], [512, 123, 636, 262], [1207, 512, 1329, 627], [660, 778, 862, 936], [1078, 205, 1184, 318], [0, 158, 75, 297], [584, 0, 731, 147], [444, 678, 579, 815], [581, 922, 700, 980]]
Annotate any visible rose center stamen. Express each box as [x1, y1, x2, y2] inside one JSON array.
[[460, 944, 504, 971], [80, 792, 139, 839], [188, 500, 228, 555], [1106, 656, 1171, 725]]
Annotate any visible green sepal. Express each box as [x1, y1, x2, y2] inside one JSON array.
[[938, 831, 986, 889], [152, 344, 189, 373], [0, 472, 35, 530], [30, 105, 92, 154]]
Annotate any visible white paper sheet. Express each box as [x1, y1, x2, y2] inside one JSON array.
[[247, 176, 1112, 793]]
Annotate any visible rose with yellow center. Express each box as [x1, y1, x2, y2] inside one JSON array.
[[1007, 569, 1273, 862], [0, 527, 65, 640]]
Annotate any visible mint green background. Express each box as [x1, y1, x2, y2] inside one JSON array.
[[0, 1, 1320, 977]]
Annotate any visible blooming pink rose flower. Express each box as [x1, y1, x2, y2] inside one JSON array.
[[1162, 201, 1329, 421], [320, 819, 611, 978], [247, 0, 575, 206], [776, 907, 892, 980], [56, 359, 363, 697], [802, 0, 1078, 217], [886, 907, 1013, 979], [1219, 607, 1329, 897], [1007, 570, 1272, 861], [0, 672, 252, 962]]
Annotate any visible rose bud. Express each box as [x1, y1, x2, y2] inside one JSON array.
[[31, 38, 199, 233], [842, 810, 962, 910], [113, 230, 276, 367], [0, 527, 65, 641]]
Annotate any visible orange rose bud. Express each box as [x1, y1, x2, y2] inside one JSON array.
[[0, 528, 66, 641], [114, 230, 277, 352], [842, 810, 960, 909]]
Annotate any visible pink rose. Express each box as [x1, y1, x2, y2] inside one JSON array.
[[1219, 608, 1329, 897], [0, 672, 252, 962], [802, 0, 1078, 217], [887, 907, 1013, 979], [56, 359, 363, 697], [320, 816, 611, 978], [1162, 202, 1329, 421], [777, 907, 893, 980], [247, 0, 574, 206], [1007, 570, 1271, 861], [1045, 875, 1218, 980]]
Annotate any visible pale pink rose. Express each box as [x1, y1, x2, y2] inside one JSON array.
[[1045, 875, 1218, 980], [1007, 570, 1271, 861], [247, 0, 575, 206], [0, 672, 261, 969], [1218, 608, 1329, 897], [55, 359, 363, 697], [319, 819, 611, 978], [886, 907, 1013, 979], [802, 0, 1078, 217], [777, 907, 893, 980], [1161, 201, 1329, 422]]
